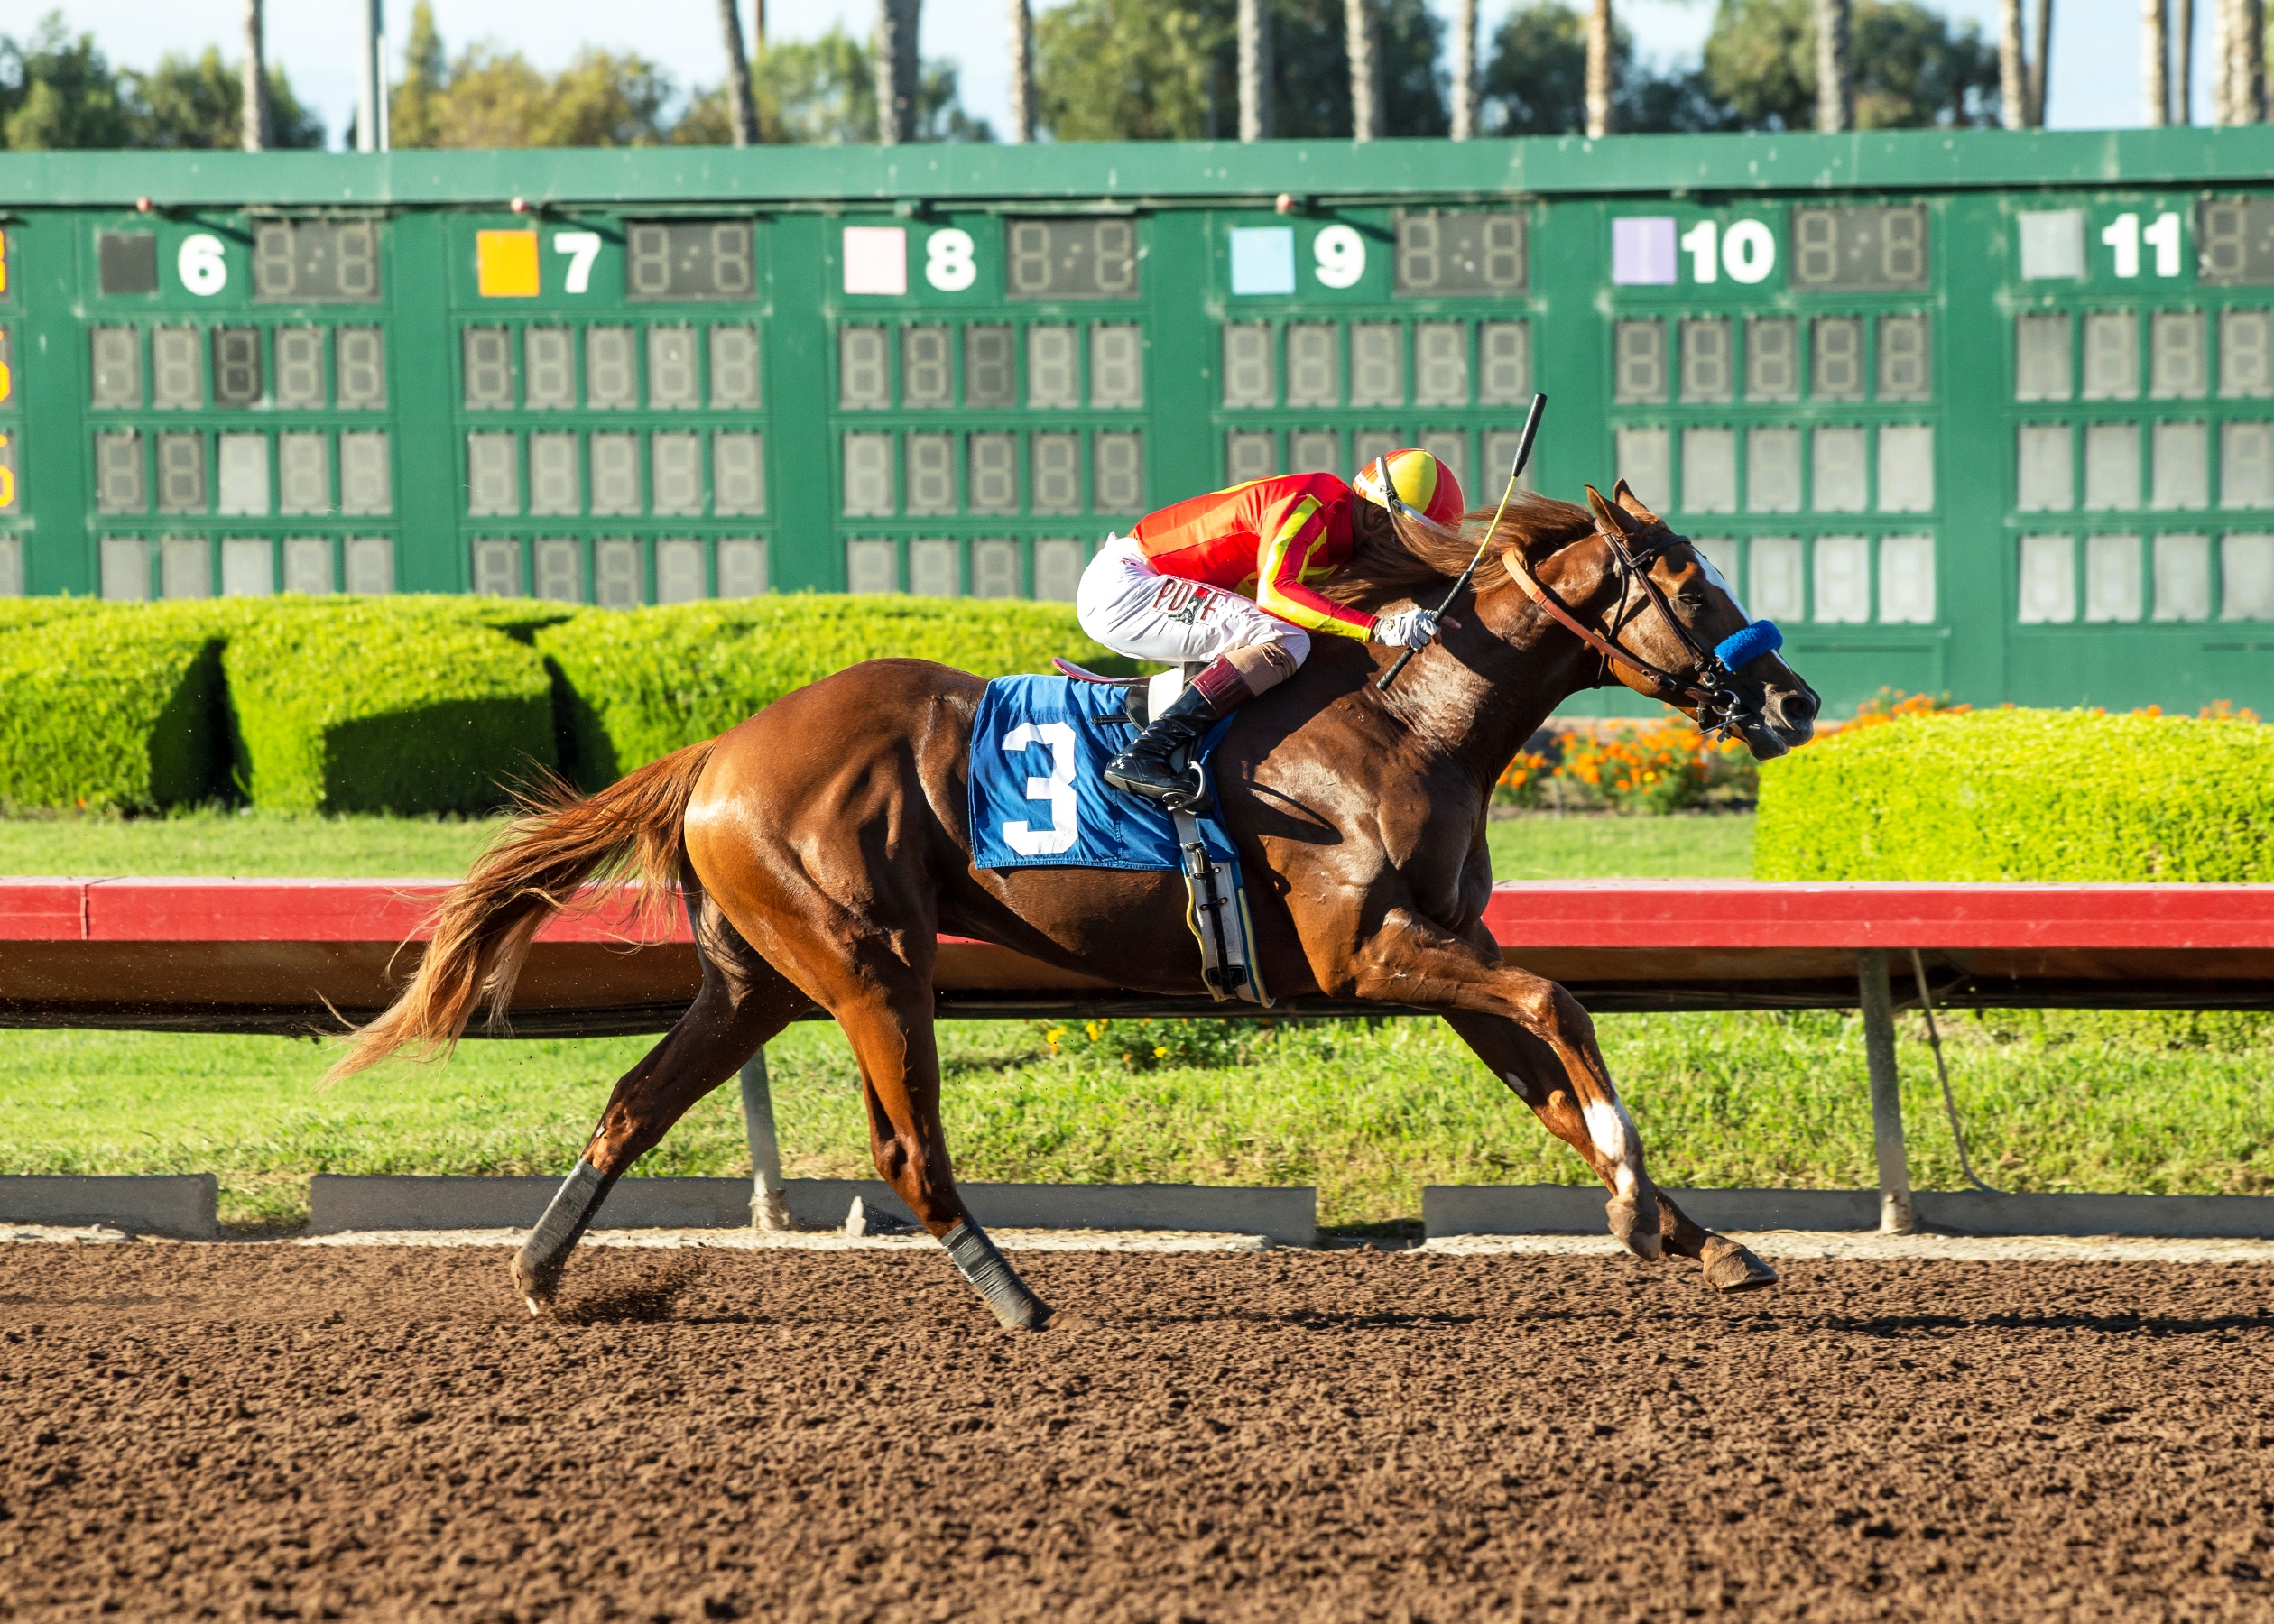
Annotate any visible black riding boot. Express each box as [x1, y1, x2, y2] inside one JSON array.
[[1104, 685, 1223, 812]]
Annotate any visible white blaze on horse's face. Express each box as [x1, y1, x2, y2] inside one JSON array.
[[1690, 547, 1751, 622]]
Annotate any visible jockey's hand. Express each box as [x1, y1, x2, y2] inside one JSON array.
[[1372, 606, 1441, 649]]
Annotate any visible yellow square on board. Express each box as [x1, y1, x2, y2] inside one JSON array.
[[476, 230, 540, 298]]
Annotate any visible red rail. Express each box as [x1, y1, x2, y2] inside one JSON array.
[[0, 877, 2269, 1030], [5, 876, 2273, 948]]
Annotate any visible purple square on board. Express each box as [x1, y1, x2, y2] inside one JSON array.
[[1612, 217, 1678, 286]]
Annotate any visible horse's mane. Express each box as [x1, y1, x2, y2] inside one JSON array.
[[1325, 492, 1599, 610]]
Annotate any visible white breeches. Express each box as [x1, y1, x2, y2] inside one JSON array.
[[1075, 537, 1312, 669]]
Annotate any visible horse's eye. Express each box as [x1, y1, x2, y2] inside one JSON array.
[[1676, 591, 1706, 609]]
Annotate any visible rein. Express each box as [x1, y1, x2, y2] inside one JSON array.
[[1502, 520, 1780, 739]]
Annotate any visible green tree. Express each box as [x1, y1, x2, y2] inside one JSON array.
[[1701, 0, 1999, 129], [1483, 0, 1728, 133], [1270, 0, 1447, 138], [389, 9, 984, 149], [1036, 0, 1445, 142], [0, 14, 134, 149], [389, 2, 449, 149], [125, 48, 326, 149], [698, 27, 985, 144], [1035, 0, 1228, 140]]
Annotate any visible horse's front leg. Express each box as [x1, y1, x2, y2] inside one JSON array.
[[826, 956, 1054, 1332], [1442, 1010, 1777, 1291], [1342, 911, 1773, 1287]]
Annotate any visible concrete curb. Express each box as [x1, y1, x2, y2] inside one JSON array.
[[1423, 1184, 2274, 1240], [308, 1176, 1317, 1247], [0, 1175, 218, 1239]]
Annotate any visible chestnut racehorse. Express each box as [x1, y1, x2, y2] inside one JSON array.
[[335, 482, 1819, 1327]]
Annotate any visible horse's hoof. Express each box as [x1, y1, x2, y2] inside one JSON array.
[[1606, 1193, 1664, 1260], [1700, 1237, 1779, 1292], [510, 1252, 561, 1314]]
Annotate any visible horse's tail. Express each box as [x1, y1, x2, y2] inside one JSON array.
[[325, 738, 721, 1083]]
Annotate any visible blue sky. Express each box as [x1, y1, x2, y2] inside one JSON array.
[[53, 0, 2192, 143]]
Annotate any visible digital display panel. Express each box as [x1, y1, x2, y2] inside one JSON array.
[[90, 328, 141, 408], [2198, 198, 2274, 285], [524, 328, 575, 409], [275, 328, 324, 407], [586, 328, 635, 407], [625, 221, 754, 303], [965, 326, 1014, 405], [1394, 211, 1527, 297], [463, 328, 513, 410], [648, 327, 698, 408], [253, 220, 381, 303], [1791, 206, 1929, 291], [153, 328, 200, 409], [212, 328, 263, 406], [98, 232, 158, 296], [337, 328, 387, 408], [710, 327, 761, 408], [1006, 219, 1139, 301]]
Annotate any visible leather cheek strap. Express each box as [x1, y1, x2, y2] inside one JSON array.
[[1503, 542, 1713, 708]]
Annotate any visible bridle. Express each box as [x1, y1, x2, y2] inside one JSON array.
[[1501, 518, 1777, 741]]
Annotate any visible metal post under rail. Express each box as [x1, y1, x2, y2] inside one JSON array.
[[739, 1048, 792, 1232], [1855, 948, 1915, 1235]]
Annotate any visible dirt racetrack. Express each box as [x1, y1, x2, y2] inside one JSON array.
[[4, 1243, 2273, 1622]]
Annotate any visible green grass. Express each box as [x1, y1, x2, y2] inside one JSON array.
[[2, 1008, 2266, 1231], [1486, 809, 1754, 880], [4, 805, 2263, 1232], [0, 807, 506, 879], [0, 807, 1748, 883]]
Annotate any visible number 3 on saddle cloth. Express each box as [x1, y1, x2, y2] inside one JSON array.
[[966, 674, 1271, 1005]]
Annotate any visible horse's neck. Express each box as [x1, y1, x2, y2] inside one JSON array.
[[1383, 573, 1610, 784]]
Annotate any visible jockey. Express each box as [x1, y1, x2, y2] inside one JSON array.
[[1078, 448, 1466, 810]]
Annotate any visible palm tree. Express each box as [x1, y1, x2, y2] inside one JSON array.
[[1585, 0, 1613, 136], [241, 0, 270, 151], [875, 0, 920, 143], [1347, 0, 1382, 141], [2144, 0, 2168, 125], [717, 0, 759, 144], [1451, 0, 1479, 139], [2001, 0, 2029, 127], [2176, 0, 2193, 121], [2028, 0, 2053, 122], [1008, 0, 1035, 143], [1816, 0, 1853, 132], [1240, 0, 1273, 140]]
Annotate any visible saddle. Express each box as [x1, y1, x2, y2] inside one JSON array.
[[1040, 658, 1270, 1007]]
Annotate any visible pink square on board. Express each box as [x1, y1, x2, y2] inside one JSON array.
[[842, 226, 908, 296], [1611, 217, 1678, 286]]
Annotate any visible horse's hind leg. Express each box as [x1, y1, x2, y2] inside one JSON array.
[[513, 889, 812, 1313], [828, 973, 1054, 1331], [1443, 1010, 1777, 1291]]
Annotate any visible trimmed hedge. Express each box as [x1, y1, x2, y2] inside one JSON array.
[[1754, 708, 2274, 882], [0, 614, 227, 810], [224, 600, 556, 815], [535, 595, 1128, 783]]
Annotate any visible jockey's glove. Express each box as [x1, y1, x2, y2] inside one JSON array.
[[1371, 606, 1440, 649]]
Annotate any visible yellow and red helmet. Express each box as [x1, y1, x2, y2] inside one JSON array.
[[1354, 448, 1466, 529]]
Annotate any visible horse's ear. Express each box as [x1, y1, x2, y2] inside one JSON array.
[[1611, 478, 1663, 527], [1585, 484, 1637, 535]]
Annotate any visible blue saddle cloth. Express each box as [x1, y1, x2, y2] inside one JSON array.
[[967, 676, 1238, 874]]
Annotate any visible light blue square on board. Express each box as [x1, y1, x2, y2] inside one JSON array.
[[1611, 217, 1678, 286], [1229, 227, 1298, 295]]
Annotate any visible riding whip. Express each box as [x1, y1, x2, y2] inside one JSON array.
[[1377, 392, 1548, 693]]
